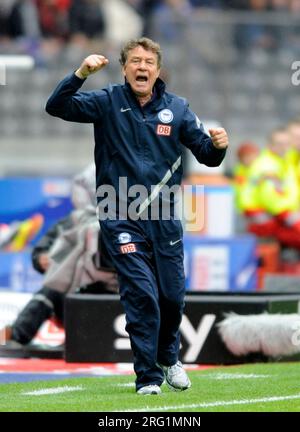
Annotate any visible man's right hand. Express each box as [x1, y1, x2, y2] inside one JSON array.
[[75, 55, 109, 80]]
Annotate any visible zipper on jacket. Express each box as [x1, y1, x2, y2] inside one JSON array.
[[140, 108, 146, 177]]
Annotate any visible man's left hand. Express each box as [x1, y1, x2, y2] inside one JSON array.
[[209, 127, 229, 149]]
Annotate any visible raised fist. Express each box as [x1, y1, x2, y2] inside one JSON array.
[[75, 55, 109, 79], [209, 127, 229, 150]]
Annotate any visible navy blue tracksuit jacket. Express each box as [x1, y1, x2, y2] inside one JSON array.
[[46, 73, 226, 389]]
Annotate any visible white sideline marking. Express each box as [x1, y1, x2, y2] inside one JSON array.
[[22, 386, 83, 396], [206, 373, 270, 380], [118, 393, 300, 412]]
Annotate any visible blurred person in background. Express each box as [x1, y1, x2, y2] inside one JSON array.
[[233, 141, 262, 223], [7, 0, 41, 42], [271, 0, 289, 10], [233, 140, 280, 237], [35, 0, 70, 39], [0, 1, 16, 38], [189, 0, 223, 7], [0, 164, 118, 348], [287, 119, 300, 178], [127, 0, 162, 36], [227, 0, 282, 51], [287, 0, 300, 54], [289, 0, 300, 10], [2, 0, 71, 60], [100, 0, 144, 45], [247, 128, 300, 249], [69, 0, 106, 43], [222, 0, 249, 8], [149, 0, 192, 42], [268, 0, 290, 49]]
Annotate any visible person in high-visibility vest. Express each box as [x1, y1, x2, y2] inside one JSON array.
[[251, 127, 300, 249], [287, 119, 300, 188], [233, 141, 278, 237], [234, 141, 260, 213], [254, 128, 299, 220]]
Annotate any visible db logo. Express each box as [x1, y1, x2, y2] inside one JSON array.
[[120, 243, 137, 254], [157, 124, 172, 136]]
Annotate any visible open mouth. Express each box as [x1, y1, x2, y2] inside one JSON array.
[[136, 75, 148, 83]]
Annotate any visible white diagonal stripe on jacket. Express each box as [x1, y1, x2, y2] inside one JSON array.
[[137, 156, 182, 216]]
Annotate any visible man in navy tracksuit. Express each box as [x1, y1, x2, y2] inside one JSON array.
[[46, 37, 228, 395]]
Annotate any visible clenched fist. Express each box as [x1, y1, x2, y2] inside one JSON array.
[[75, 54, 109, 80], [209, 127, 229, 150]]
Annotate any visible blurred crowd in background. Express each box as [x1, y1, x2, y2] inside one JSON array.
[[1, 1, 300, 58]]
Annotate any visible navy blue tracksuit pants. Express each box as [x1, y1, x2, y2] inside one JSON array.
[[100, 218, 186, 390]]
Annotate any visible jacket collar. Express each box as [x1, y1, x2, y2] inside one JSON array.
[[124, 77, 166, 109]]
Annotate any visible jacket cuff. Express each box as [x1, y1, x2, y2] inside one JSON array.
[[69, 72, 87, 87]]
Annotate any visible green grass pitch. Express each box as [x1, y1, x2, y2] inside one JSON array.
[[1, 362, 300, 412]]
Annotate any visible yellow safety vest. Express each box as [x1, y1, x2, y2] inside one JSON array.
[[233, 163, 261, 212], [252, 149, 299, 215]]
